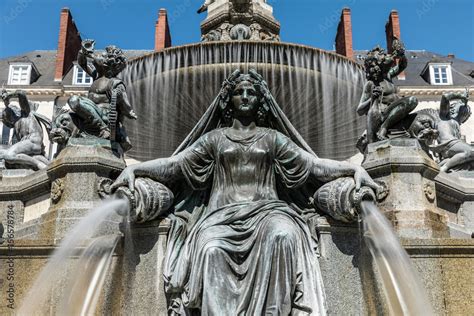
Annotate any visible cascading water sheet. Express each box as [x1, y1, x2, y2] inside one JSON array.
[[121, 41, 366, 162]]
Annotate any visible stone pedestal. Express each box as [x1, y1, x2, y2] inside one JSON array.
[[100, 220, 170, 315], [363, 138, 449, 238], [201, 0, 280, 41], [435, 171, 474, 237], [316, 217, 387, 315], [0, 169, 51, 240], [38, 139, 125, 242]]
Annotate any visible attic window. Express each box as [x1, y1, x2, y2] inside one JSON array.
[[8, 64, 32, 85], [429, 64, 452, 85], [73, 65, 93, 86]]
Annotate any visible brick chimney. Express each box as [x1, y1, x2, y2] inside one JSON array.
[[154, 9, 172, 51], [385, 10, 401, 53], [335, 8, 353, 59], [54, 8, 82, 82]]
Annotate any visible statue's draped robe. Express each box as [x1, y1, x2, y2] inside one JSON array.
[[163, 127, 326, 315]]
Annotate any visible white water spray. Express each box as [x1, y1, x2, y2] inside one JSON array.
[[19, 199, 129, 315], [360, 201, 434, 316]]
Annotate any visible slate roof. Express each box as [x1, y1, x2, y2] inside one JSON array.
[[0, 51, 59, 88], [353, 50, 474, 87], [0, 50, 153, 88]]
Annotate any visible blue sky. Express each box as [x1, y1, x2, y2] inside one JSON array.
[[0, 0, 473, 61]]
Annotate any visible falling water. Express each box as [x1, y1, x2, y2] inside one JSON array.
[[360, 201, 434, 316], [19, 199, 129, 315], [57, 234, 121, 315], [121, 41, 366, 162]]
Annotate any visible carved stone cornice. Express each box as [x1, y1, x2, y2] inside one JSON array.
[[0, 169, 50, 202]]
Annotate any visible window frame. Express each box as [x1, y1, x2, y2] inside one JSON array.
[[73, 65, 93, 86], [429, 63, 453, 86], [8, 64, 32, 85]]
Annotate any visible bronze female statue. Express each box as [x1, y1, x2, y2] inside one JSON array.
[[112, 70, 380, 315]]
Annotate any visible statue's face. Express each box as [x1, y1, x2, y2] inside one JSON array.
[[231, 81, 260, 118], [367, 63, 382, 82], [50, 112, 77, 144], [409, 115, 438, 144]]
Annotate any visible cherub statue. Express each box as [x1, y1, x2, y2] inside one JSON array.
[[430, 90, 472, 172], [357, 38, 418, 149], [66, 39, 137, 152], [0, 90, 51, 170]]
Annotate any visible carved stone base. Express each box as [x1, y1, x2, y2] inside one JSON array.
[[37, 139, 126, 242], [363, 138, 450, 238], [435, 171, 474, 237]]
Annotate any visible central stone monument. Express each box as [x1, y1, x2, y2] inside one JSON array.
[[199, 0, 280, 41]]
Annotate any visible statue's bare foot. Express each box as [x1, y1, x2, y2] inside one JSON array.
[[376, 128, 388, 141], [440, 165, 449, 173]]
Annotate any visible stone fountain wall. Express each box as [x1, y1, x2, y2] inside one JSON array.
[[0, 141, 473, 315]]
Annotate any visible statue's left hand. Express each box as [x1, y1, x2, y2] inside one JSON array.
[[354, 166, 382, 193], [110, 166, 136, 193]]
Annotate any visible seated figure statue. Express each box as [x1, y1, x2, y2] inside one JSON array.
[[67, 39, 137, 152], [357, 38, 418, 149], [430, 90, 472, 172], [0, 89, 51, 170], [111, 70, 381, 315]]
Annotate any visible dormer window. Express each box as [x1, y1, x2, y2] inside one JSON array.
[[428, 63, 453, 85], [8, 64, 32, 85], [73, 65, 93, 85]]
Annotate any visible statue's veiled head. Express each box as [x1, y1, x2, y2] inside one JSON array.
[[174, 69, 316, 156], [222, 72, 269, 125]]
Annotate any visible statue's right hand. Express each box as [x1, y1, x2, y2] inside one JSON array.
[[110, 167, 136, 193], [371, 86, 383, 100]]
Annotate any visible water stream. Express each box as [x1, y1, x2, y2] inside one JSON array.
[[360, 201, 434, 316], [57, 234, 121, 315], [18, 199, 129, 315]]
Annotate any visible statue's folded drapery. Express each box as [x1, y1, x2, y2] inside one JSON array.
[[163, 128, 327, 315]]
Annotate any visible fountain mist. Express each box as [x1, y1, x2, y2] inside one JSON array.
[[360, 201, 434, 316], [121, 41, 365, 162], [19, 199, 129, 315]]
